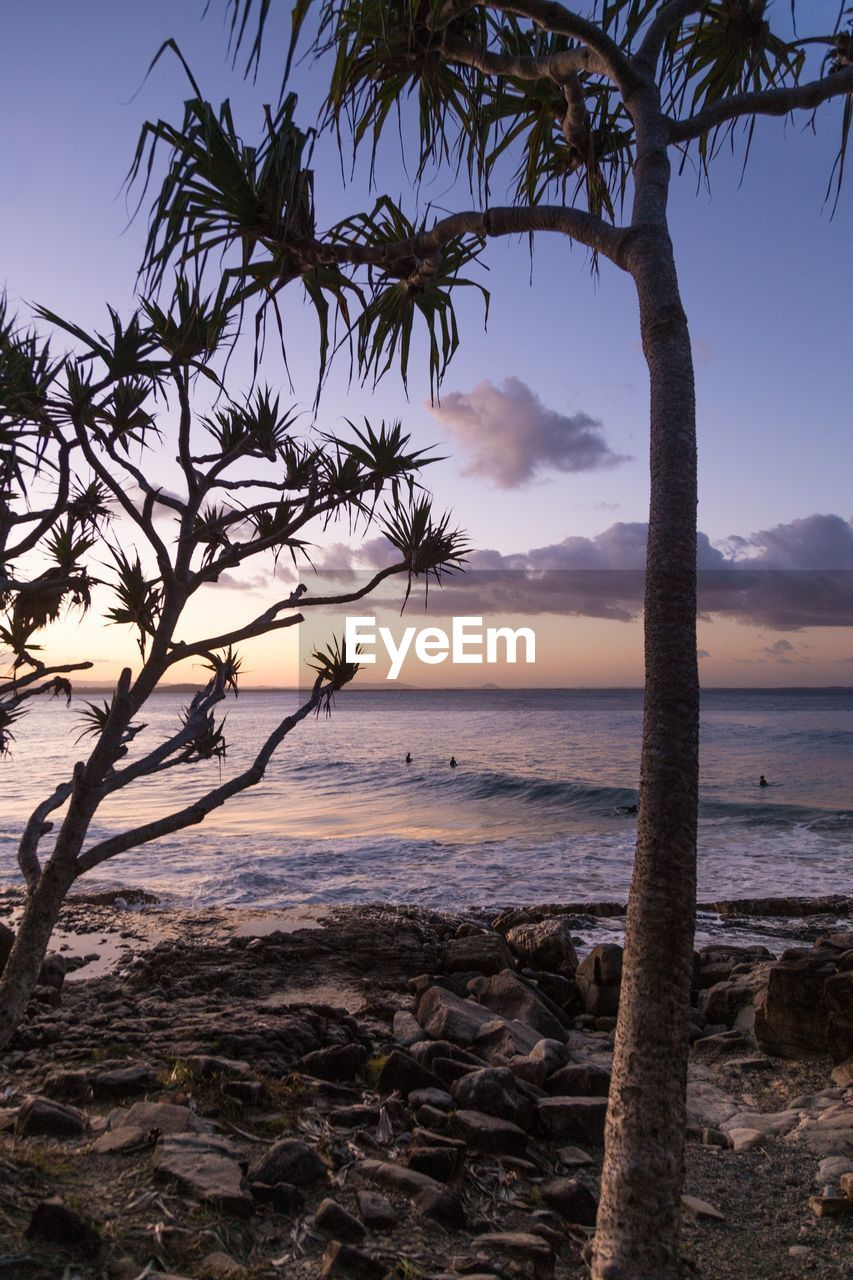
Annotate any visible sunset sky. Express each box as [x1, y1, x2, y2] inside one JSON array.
[[2, 1, 852, 688]]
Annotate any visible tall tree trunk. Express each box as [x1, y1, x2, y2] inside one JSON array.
[[591, 225, 699, 1280], [0, 860, 76, 1051]]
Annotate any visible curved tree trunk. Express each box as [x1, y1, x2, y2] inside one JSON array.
[[0, 860, 76, 1050], [591, 220, 699, 1280]]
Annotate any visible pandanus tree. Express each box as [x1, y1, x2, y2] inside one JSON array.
[[127, 1, 853, 1274], [0, 299, 107, 756], [0, 272, 465, 1050]]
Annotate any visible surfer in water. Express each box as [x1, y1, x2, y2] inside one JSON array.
[[449, 756, 458, 768], [759, 774, 769, 788], [405, 752, 412, 764]]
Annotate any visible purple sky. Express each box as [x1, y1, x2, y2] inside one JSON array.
[[2, 1, 851, 684]]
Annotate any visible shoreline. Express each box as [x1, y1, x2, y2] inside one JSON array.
[[0, 892, 850, 1277]]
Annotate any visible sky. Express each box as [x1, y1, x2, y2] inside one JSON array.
[[2, 1, 852, 687]]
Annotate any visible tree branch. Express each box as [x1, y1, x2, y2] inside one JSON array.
[[307, 205, 627, 270], [670, 66, 853, 142], [485, 0, 640, 93], [17, 781, 74, 890], [635, 1, 708, 73], [75, 685, 323, 872], [441, 32, 606, 82]]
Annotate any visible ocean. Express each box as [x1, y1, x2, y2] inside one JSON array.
[[1, 688, 851, 910]]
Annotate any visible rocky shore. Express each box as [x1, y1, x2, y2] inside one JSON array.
[[0, 894, 851, 1279]]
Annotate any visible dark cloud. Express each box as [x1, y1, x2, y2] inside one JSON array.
[[320, 514, 853, 631], [428, 377, 628, 487]]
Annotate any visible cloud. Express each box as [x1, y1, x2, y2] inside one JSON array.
[[428, 377, 628, 487], [306, 514, 853, 631]]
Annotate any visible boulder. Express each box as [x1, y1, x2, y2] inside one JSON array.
[[250, 1137, 327, 1186], [537, 1097, 608, 1145], [754, 952, 836, 1058], [318, 1242, 387, 1280], [356, 1189, 398, 1230], [505, 919, 579, 976], [417, 986, 502, 1046], [547, 1063, 611, 1098], [698, 973, 763, 1027], [469, 970, 570, 1040], [443, 933, 515, 975], [153, 1133, 253, 1216], [377, 1049, 442, 1097], [507, 1038, 566, 1087], [451, 1067, 534, 1126], [299, 1043, 369, 1081], [540, 1176, 598, 1225], [575, 945, 623, 1017], [314, 1197, 366, 1242], [451, 1108, 529, 1156], [16, 1096, 87, 1139], [473, 1017, 542, 1062]]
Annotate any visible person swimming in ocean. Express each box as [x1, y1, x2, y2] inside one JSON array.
[[449, 756, 458, 768], [405, 752, 412, 764], [759, 774, 769, 787]]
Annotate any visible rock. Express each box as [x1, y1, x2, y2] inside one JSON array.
[[443, 933, 515, 975], [538, 1097, 608, 1145], [42, 1068, 93, 1103], [692, 1029, 748, 1054], [476, 1232, 554, 1280], [15, 1096, 88, 1138], [546, 1063, 611, 1097], [450, 1067, 534, 1126], [356, 1189, 398, 1230], [417, 986, 503, 1045], [721, 1110, 800, 1140], [392, 1010, 424, 1047], [299, 1043, 369, 1081], [91, 1126, 149, 1154], [153, 1133, 253, 1216], [818, 1157, 853, 1190], [120, 1100, 206, 1135], [681, 1195, 725, 1222], [470, 970, 570, 1040], [557, 1145, 594, 1167], [842, 1171, 853, 1199], [318, 1241, 387, 1279], [727, 1127, 765, 1153], [249, 1181, 305, 1214], [825, 971, 853, 1062], [540, 1176, 597, 1224], [250, 1137, 327, 1186], [408, 1145, 459, 1181], [473, 1017, 542, 1062], [698, 973, 763, 1027], [92, 1064, 155, 1099], [359, 1160, 465, 1227], [183, 1055, 254, 1080], [809, 1194, 852, 1218], [409, 1086, 454, 1111], [377, 1049, 441, 1096], [507, 1038, 566, 1087], [314, 1197, 366, 1242], [505, 919, 579, 976], [451, 1108, 528, 1156], [575, 945, 623, 1017], [25, 1196, 102, 1258], [754, 951, 836, 1058]]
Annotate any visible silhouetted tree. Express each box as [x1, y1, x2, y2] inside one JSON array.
[[129, 2, 852, 1274], [0, 299, 106, 754], [0, 273, 465, 1050]]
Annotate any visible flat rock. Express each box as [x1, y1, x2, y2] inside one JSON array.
[[153, 1133, 252, 1216], [119, 1101, 207, 1135], [91, 1125, 149, 1154], [537, 1096, 608, 1145], [444, 933, 515, 975], [318, 1241, 387, 1279], [682, 1194, 725, 1222], [451, 1108, 529, 1155], [727, 1127, 765, 1153], [314, 1197, 366, 1242]]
